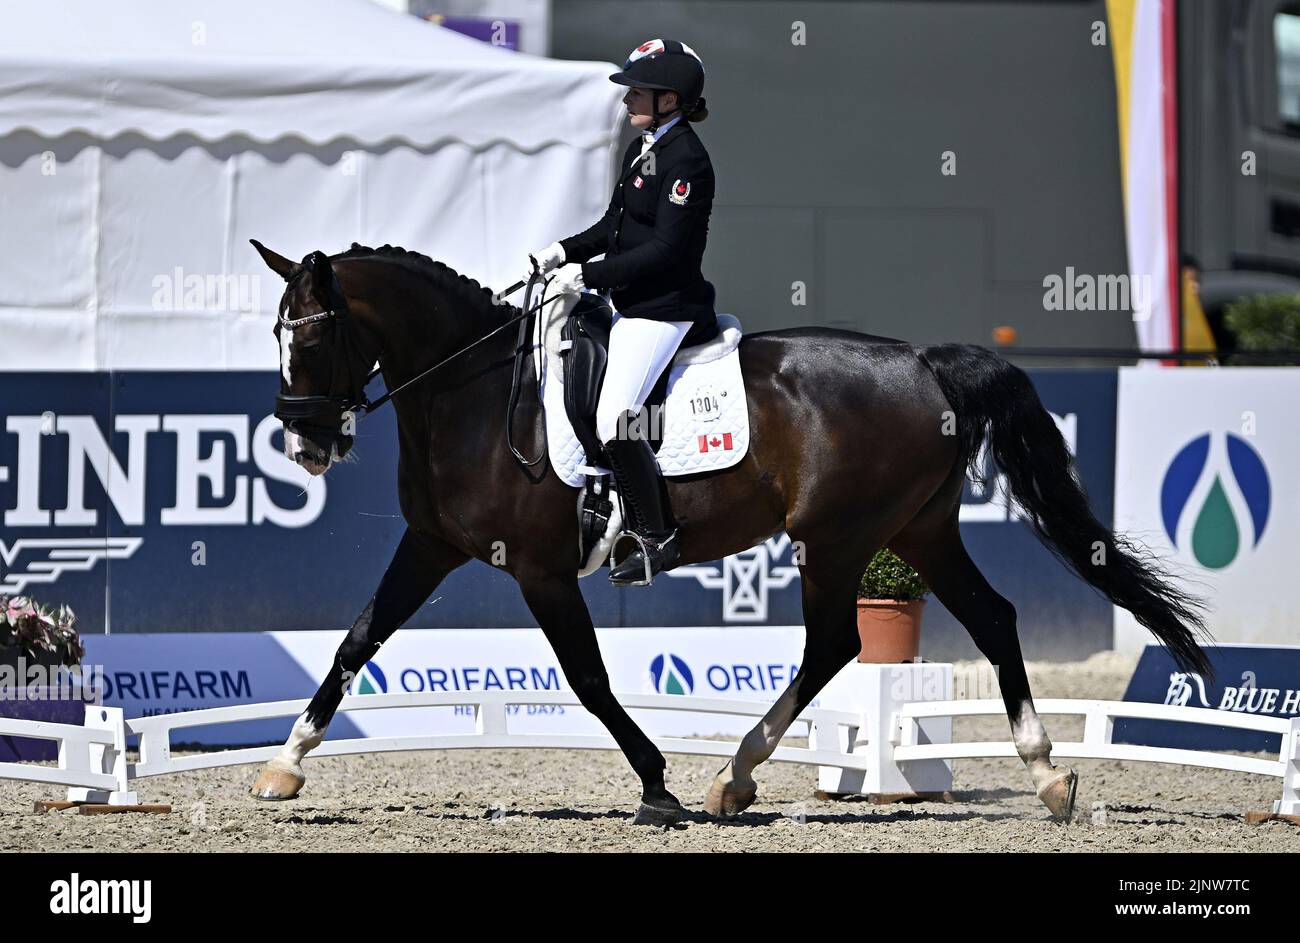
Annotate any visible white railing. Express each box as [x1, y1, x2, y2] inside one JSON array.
[[124, 690, 868, 781], [891, 698, 1300, 816], [3, 688, 1296, 818], [0, 706, 136, 804]]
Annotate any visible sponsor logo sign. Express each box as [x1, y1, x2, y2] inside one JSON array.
[[1114, 368, 1300, 648], [1114, 644, 1300, 753], [86, 628, 806, 746], [2, 368, 1117, 658]]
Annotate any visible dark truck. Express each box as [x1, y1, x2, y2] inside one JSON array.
[[1184, 0, 1300, 339]]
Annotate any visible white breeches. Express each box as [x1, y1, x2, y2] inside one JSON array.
[[595, 313, 693, 442]]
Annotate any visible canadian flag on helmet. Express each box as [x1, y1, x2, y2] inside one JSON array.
[[628, 39, 665, 62], [698, 433, 734, 453]]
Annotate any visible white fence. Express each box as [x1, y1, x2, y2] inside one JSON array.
[[892, 698, 1300, 816], [812, 661, 1299, 817], [1, 684, 1297, 818], [123, 691, 867, 780], [0, 706, 136, 804], [0, 692, 866, 805]]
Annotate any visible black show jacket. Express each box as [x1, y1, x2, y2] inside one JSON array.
[[560, 120, 717, 329]]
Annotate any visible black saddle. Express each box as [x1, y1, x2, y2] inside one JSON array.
[[557, 294, 719, 565]]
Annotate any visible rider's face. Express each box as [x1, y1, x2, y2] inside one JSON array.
[[623, 86, 677, 129]]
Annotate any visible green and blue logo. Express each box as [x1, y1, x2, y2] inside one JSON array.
[[649, 654, 694, 695], [1160, 432, 1270, 570], [352, 661, 388, 695]]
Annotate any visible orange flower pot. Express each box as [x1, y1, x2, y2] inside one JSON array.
[[855, 598, 926, 663]]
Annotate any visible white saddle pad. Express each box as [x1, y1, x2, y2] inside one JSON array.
[[533, 294, 750, 489]]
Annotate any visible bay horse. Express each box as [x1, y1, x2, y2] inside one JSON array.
[[248, 241, 1208, 825]]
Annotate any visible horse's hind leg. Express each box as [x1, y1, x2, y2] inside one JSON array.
[[705, 547, 862, 817], [250, 529, 466, 800], [892, 517, 1077, 821]]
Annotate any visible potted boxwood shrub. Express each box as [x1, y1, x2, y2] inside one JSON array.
[[856, 549, 929, 662]]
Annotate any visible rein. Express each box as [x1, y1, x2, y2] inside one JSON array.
[[366, 270, 558, 470], [504, 273, 553, 467], [358, 273, 559, 418]]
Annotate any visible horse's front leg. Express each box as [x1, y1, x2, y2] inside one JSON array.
[[516, 571, 684, 825], [250, 529, 466, 800]]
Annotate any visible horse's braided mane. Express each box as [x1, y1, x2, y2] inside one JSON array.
[[332, 243, 521, 320]]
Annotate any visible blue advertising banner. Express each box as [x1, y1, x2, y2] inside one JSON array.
[[0, 370, 801, 633], [0, 373, 112, 631], [1114, 644, 1300, 754], [82, 627, 807, 747], [81, 631, 367, 747], [1, 368, 1115, 661]]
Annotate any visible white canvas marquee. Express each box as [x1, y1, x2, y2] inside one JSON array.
[[0, 0, 624, 369]]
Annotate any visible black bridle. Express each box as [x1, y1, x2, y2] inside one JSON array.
[[275, 260, 562, 466], [274, 260, 376, 446]]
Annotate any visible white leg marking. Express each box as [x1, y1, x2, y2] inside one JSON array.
[[1012, 700, 1060, 791], [733, 682, 800, 780], [274, 711, 326, 770]]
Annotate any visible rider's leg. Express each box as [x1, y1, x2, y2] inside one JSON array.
[[596, 315, 692, 584], [595, 315, 693, 444]]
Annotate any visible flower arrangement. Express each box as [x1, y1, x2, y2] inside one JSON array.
[[0, 596, 84, 666]]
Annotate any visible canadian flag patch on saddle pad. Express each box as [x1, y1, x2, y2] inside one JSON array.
[[698, 432, 734, 452]]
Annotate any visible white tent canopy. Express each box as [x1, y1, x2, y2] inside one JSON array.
[[0, 0, 624, 369]]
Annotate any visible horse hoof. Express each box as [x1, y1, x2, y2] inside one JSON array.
[[633, 798, 685, 827], [1037, 767, 1077, 822], [250, 758, 305, 801], [704, 763, 758, 817]]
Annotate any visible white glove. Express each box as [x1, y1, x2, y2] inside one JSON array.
[[549, 263, 586, 296], [529, 242, 565, 277]]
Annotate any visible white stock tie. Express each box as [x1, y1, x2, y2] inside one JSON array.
[[631, 132, 655, 167]]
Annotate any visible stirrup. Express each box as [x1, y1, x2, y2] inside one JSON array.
[[609, 528, 677, 587]]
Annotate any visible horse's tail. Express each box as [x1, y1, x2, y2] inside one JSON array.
[[918, 343, 1212, 676]]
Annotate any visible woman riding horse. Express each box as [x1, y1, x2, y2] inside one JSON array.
[[250, 39, 1209, 827], [530, 39, 714, 586]]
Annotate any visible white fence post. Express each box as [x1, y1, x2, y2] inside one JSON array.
[[1276, 716, 1300, 817], [474, 699, 509, 737], [66, 706, 136, 806], [814, 662, 954, 797], [1082, 703, 1114, 747]]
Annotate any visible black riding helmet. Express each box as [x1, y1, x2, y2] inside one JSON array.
[[609, 39, 705, 129]]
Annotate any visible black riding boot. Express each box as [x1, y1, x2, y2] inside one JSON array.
[[603, 433, 681, 586]]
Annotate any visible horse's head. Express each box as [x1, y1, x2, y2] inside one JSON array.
[[252, 240, 375, 476]]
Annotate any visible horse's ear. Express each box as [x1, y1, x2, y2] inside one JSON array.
[[250, 239, 297, 281], [305, 250, 335, 304]]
